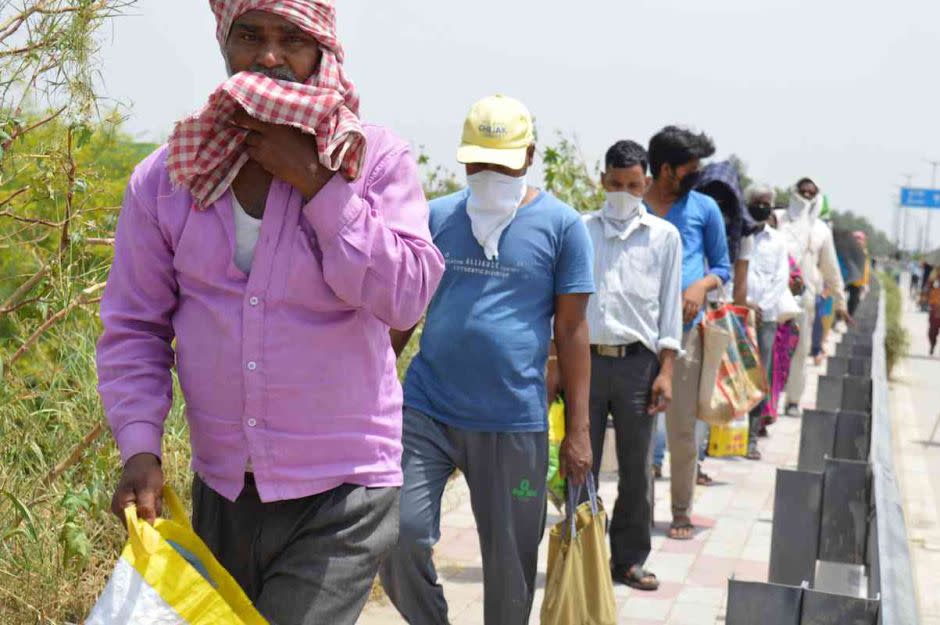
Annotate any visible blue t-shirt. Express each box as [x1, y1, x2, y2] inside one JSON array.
[[404, 189, 595, 432], [661, 191, 731, 328]]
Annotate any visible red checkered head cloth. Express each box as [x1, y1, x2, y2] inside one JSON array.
[[166, 0, 364, 209]]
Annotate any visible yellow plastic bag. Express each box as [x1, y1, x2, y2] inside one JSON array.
[[541, 474, 616, 625], [86, 486, 267, 625], [546, 399, 566, 512], [708, 419, 750, 458]]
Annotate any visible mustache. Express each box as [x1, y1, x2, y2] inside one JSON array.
[[250, 64, 299, 82]]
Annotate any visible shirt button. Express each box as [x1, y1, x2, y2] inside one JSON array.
[[247, 418, 257, 427], [247, 361, 257, 371], [249, 296, 260, 306]]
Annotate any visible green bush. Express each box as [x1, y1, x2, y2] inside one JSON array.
[[880, 273, 910, 376]]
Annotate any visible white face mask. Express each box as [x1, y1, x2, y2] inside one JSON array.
[[788, 191, 818, 219], [603, 191, 644, 221], [466, 170, 527, 260]]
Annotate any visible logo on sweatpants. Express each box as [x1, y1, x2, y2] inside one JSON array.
[[512, 479, 537, 501]]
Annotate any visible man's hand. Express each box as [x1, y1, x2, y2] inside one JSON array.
[[559, 427, 592, 487], [648, 372, 673, 415], [682, 280, 709, 324], [790, 275, 805, 296], [230, 109, 334, 201], [111, 453, 164, 526]]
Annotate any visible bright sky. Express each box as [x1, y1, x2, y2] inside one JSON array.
[[98, 0, 940, 252]]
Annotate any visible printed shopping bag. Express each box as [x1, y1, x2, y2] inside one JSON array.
[[541, 474, 617, 625], [86, 486, 267, 625], [546, 398, 566, 512], [698, 305, 765, 425], [708, 418, 750, 457]]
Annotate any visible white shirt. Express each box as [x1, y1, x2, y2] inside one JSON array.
[[232, 194, 262, 274], [583, 204, 684, 354], [746, 226, 790, 321], [777, 198, 847, 311]]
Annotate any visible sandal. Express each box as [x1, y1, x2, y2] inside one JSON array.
[[747, 448, 762, 461], [696, 467, 714, 486], [614, 565, 660, 591], [668, 522, 695, 541]]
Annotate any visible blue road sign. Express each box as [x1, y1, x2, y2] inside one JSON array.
[[901, 187, 940, 209]]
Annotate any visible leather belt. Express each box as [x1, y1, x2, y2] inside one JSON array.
[[591, 343, 644, 358]]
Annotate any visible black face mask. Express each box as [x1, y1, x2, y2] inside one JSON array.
[[677, 170, 701, 196], [748, 203, 773, 223]]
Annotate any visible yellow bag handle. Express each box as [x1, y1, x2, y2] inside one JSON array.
[[123, 485, 191, 557]]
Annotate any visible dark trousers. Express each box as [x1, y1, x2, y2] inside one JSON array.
[[587, 345, 660, 572], [929, 308, 940, 350], [811, 295, 826, 357], [192, 474, 399, 625], [847, 284, 863, 317]]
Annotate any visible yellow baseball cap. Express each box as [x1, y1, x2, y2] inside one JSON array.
[[457, 95, 535, 170]]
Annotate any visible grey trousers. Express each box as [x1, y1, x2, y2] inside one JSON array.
[[749, 321, 779, 449], [191, 474, 399, 625], [588, 345, 660, 571], [379, 408, 548, 625]]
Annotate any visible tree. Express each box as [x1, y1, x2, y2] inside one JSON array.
[[541, 132, 604, 213], [0, 3, 154, 623], [829, 209, 898, 258]]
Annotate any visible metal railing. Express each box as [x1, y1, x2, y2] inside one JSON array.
[[724, 282, 919, 625]]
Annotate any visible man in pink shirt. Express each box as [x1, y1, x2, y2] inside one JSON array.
[[96, 3, 444, 623]]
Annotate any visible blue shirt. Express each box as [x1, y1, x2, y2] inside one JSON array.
[[404, 189, 595, 432], [661, 191, 732, 328]]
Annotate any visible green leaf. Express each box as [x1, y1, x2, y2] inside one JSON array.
[[1, 490, 39, 542], [61, 522, 91, 565]]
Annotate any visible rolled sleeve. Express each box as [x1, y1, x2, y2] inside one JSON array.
[[658, 229, 685, 356]]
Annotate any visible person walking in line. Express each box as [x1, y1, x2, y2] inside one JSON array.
[[380, 95, 595, 625], [97, 3, 445, 623], [927, 266, 940, 356], [582, 140, 683, 589], [643, 126, 731, 541], [742, 184, 790, 460], [846, 230, 871, 317], [776, 178, 851, 417]]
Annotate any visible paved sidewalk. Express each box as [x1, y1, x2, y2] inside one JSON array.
[[359, 337, 838, 625], [889, 298, 940, 625]]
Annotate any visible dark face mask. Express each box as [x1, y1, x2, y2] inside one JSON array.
[[748, 203, 773, 223], [677, 170, 701, 197]]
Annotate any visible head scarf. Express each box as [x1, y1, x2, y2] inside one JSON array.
[[166, 0, 364, 209], [695, 161, 757, 263]]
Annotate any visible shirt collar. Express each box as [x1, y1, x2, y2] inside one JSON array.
[[602, 203, 653, 240]]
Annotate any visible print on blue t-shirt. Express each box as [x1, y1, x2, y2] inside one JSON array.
[[404, 189, 595, 433]]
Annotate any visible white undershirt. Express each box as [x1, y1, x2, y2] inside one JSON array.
[[232, 194, 262, 274]]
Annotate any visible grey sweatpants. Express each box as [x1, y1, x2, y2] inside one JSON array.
[[379, 408, 548, 625], [191, 474, 399, 625]]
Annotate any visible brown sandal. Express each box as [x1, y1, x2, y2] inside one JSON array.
[[668, 522, 695, 540]]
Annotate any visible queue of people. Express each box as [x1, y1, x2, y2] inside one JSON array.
[[94, 2, 860, 623]]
